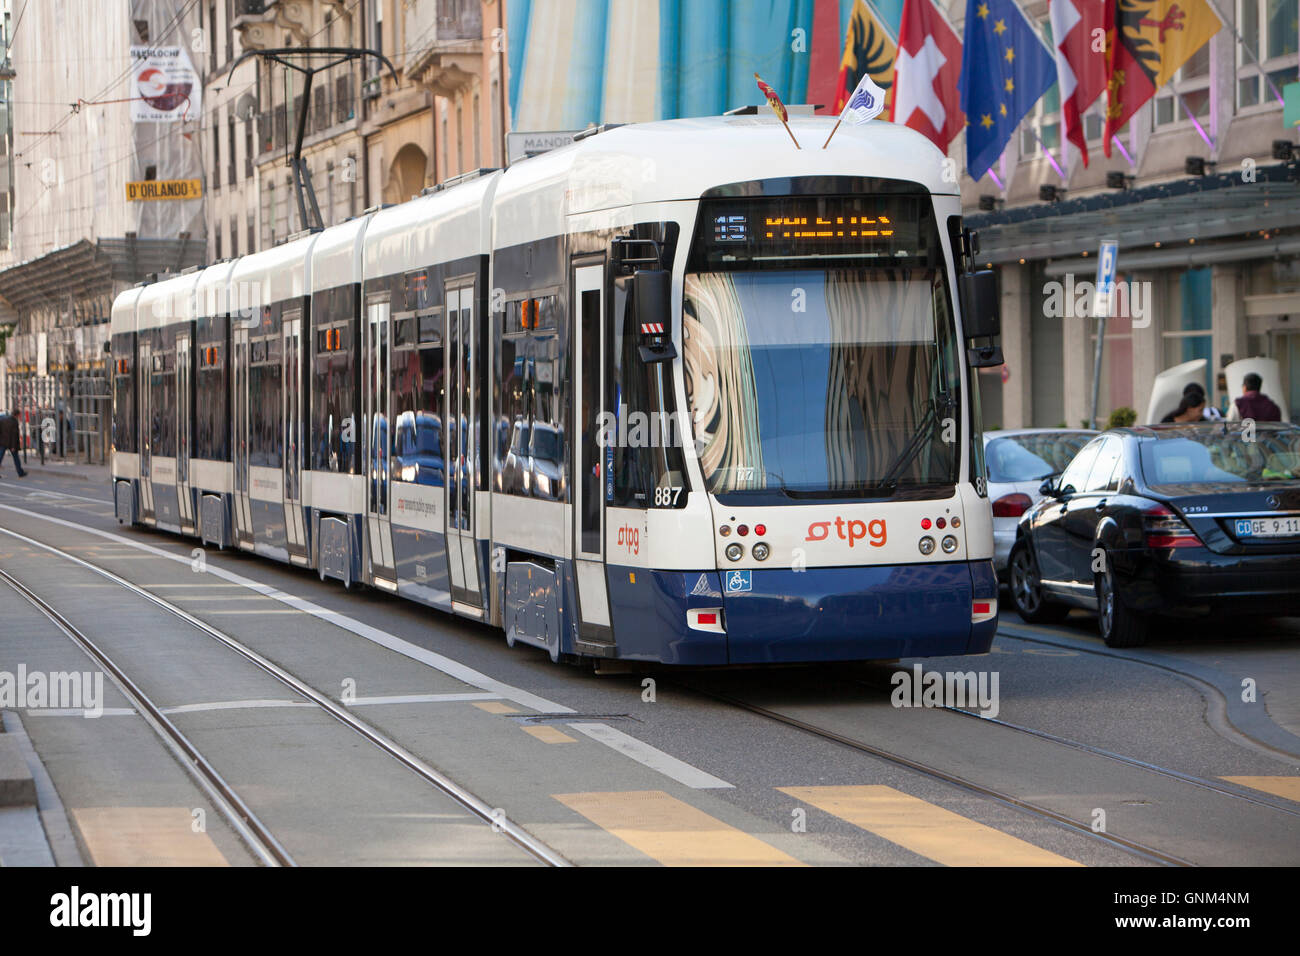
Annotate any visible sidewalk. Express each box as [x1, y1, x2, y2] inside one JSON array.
[[0, 459, 109, 483]]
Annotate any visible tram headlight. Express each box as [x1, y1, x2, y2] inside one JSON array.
[[918, 536, 936, 555], [752, 542, 770, 561], [941, 535, 959, 554], [725, 543, 744, 562]]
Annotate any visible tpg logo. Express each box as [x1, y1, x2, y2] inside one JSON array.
[[616, 524, 640, 555], [806, 517, 887, 548]]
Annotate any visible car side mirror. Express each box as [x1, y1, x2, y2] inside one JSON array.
[[1039, 477, 1057, 498]]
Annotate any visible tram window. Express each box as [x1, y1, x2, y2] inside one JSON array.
[[394, 315, 416, 348], [112, 333, 135, 454], [392, 334, 445, 486], [418, 312, 441, 343], [607, 278, 688, 508], [195, 315, 229, 461], [497, 331, 528, 491], [311, 293, 358, 474]]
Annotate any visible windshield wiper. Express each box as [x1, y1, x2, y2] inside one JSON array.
[[878, 391, 956, 488]]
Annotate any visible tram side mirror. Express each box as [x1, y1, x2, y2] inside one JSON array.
[[635, 270, 677, 363], [961, 270, 1003, 368]]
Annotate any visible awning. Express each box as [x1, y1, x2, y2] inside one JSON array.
[[0, 235, 205, 316], [965, 160, 1300, 266]]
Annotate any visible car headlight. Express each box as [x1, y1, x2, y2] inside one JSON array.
[[400, 465, 417, 482]]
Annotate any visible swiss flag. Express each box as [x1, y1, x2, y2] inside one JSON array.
[[889, 0, 964, 153], [1048, 0, 1110, 166]]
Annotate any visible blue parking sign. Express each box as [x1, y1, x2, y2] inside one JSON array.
[[1093, 239, 1119, 317], [725, 569, 752, 593]]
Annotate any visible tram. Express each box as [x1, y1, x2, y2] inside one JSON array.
[[110, 113, 1003, 665]]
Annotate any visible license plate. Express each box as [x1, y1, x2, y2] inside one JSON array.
[[1235, 517, 1300, 537]]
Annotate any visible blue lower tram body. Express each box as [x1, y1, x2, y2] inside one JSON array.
[[604, 560, 999, 665], [114, 479, 997, 665]]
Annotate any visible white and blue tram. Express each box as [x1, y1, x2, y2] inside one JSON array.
[[110, 114, 1004, 665]]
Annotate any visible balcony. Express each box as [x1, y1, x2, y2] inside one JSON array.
[[233, 0, 312, 50], [405, 0, 483, 97]]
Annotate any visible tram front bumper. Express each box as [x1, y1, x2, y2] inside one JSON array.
[[718, 560, 997, 664]]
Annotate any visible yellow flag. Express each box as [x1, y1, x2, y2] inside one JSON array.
[[836, 0, 898, 113], [1123, 0, 1222, 89]]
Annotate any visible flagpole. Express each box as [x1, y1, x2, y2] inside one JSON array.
[[822, 117, 843, 149], [783, 120, 802, 149], [1170, 85, 1216, 150]]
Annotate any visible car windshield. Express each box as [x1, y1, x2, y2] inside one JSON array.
[[683, 268, 960, 496], [531, 426, 561, 463], [986, 432, 1094, 483], [1140, 426, 1300, 488]]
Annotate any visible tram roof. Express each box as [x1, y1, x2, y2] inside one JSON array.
[[491, 114, 956, 243], [109, 285, 143, 336], [363, 172, 500, 282], [228, 231, 319, 307], [136, 271, 201, 332]]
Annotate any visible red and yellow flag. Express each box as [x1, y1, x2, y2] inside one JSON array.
[[754, 72, 789, 123], [834, 0, 898, 115], [1104, 0, 1222, 155]]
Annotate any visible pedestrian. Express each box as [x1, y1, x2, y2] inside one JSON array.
[[0, 408, 27, 478], [1161, 383, 1218, 423], [1234, 372, 1282, 422], [1163, 392, 1207, 425]]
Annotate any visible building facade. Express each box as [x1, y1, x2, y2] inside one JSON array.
[[0, 0, 206, 463], [960, 0, 1300, 430]]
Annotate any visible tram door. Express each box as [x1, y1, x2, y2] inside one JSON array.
[[364, 296, 396, 584], [445, 283, 481, 607], [232, 324, 253, 547], [282, 311, 307, 560], [175, 333, 194, 530], [572, 262, 611, 632], [138, 339, 154, 520]]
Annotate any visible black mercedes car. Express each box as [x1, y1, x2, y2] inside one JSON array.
[[1008, 422, 1300, 647]]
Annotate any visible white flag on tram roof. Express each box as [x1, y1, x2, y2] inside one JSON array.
[[839, 72, 887, 125]]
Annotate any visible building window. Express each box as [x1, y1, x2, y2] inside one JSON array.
[[347, 154, 357, 218], [1154, 41, 1211, 127], [230, 216, 238, 258], [228, 114, 237, 186], [441, 107, 449, 179], [457, 101, 464, 173], [225, 0, 233, 64], [1237, 0, 1300, 109], [247, 218, 255, 255], [245, 117, 254, 177], [212, 111, 221, 191], [265, 180, 275, 247], [472, 92, 481, 169], [209, 3, 217, 73], [1163, 268, 1214, 396], [215, 222, 223, 261]]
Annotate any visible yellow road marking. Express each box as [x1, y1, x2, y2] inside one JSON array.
[[778, 785, 1081, 867], [473, 701, 519, 714], [72, 807, 229, 866], [1220, 776, 1300, 802], [553, 790, 804, 866], [522, 725, 575, 743]]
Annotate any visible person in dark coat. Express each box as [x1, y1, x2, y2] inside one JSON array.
[[1234, 373, 1282, 422], [0, 409, 26, 477]]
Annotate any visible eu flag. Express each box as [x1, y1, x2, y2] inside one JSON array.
[[957, 0, 1057, 181]]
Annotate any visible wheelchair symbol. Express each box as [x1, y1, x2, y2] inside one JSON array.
[[725, 569, 752, 593]]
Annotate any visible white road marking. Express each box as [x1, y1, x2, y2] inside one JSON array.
[[347, 692, 504, 706], [0, 486, 112, 506], [0, 503, 734, 791], [25, 708, 137, 717], [162, 699, 314, 714], [567, 723, 734, 790]]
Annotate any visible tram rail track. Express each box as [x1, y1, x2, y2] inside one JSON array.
[[679, 680, 1197, 867], [0, 524, 570, 868]]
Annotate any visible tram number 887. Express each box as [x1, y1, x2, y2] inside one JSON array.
[[653, 486, 684, 507]]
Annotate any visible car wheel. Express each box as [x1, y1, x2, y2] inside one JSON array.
[[1095, 558, 1148, 648], [1008, 542, 1068, 624]]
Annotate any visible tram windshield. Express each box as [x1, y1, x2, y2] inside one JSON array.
[[684, 268, 960, 497], [683, 191, 962, 500]]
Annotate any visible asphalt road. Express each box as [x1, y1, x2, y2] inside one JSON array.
[[1, 470, 1297, 867]]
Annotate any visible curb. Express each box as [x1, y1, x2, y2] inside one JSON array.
[[0, 734, 36, 807]]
